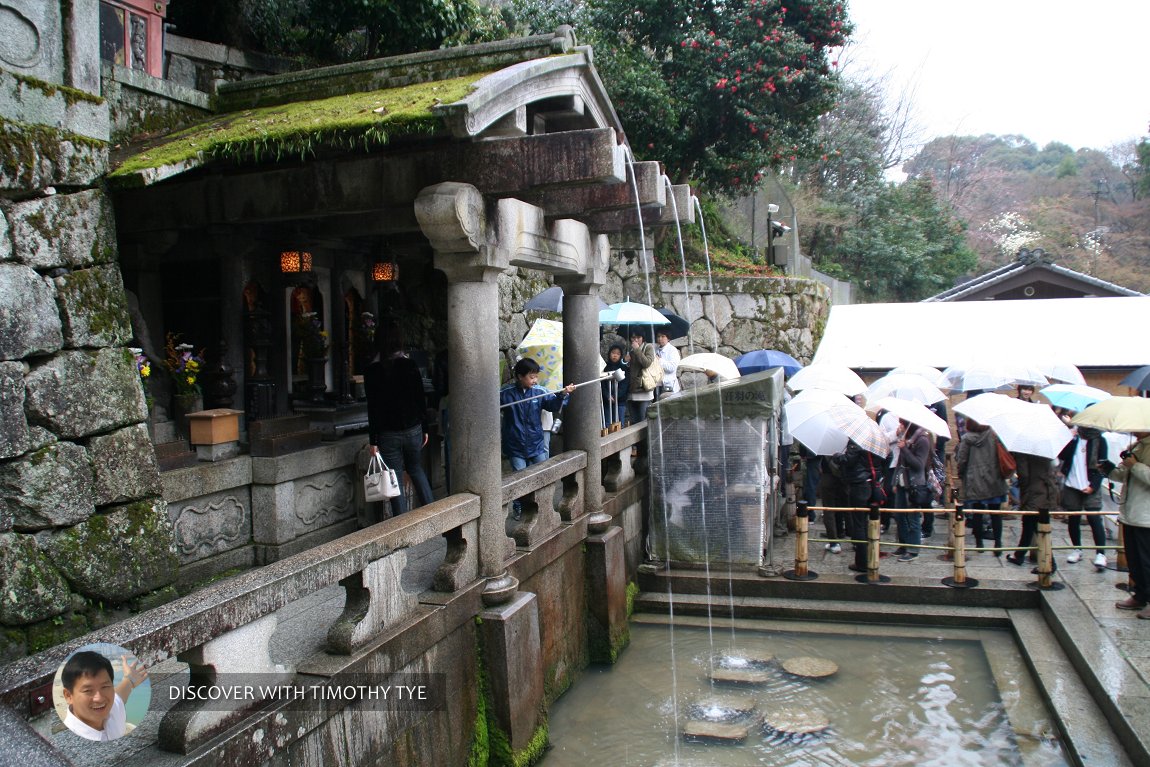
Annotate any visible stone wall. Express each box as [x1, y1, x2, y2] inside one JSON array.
[[0, 0, 174, 663]]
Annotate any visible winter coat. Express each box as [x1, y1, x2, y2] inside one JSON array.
[[957, 428, 1008, 502], [899, 426, 932, 487], [1014, 451, 1060, 511], [627, 342, 657, 398], [1110, 434, 1150, 528]]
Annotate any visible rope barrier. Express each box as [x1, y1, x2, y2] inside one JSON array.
[[782, 500, 1103, 591]]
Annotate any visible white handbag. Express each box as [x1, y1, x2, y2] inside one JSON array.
[[364, 453, 401, 501]]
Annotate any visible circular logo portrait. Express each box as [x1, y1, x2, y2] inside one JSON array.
[[52, 643, 151, 742]]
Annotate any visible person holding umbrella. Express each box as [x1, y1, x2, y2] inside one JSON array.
[[1006, 451, 1061, 569], [956, 419, 1008, 556], [1111, 431, 1150, 617], [626, 329, 658, 424]]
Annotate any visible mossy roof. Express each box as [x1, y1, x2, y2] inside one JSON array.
[[109, 71, 491, 187]]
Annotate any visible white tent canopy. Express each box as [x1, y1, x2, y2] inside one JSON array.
[[813, 297, 1150, 370]]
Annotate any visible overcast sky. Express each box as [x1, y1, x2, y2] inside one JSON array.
[[840, 0, 1150, 153]]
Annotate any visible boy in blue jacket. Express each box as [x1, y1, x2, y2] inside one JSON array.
[[501, 358, 575, 470]]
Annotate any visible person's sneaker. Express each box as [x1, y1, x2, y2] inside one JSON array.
[[1066, 551, 1082, 564], [897, 552, 918, 562], [828, 543, 842, 554], [1094, 553, 1108, 568], [894, 547, 908, 556], [1116, 597, 1146, 610]]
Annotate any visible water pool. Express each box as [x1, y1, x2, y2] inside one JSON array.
[[544, 616, 1068, 766]]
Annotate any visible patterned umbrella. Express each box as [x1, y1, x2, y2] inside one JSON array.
[[516, 319, 564, 390]]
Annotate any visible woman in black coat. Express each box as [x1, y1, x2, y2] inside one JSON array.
[[365, 324, 434, 517]]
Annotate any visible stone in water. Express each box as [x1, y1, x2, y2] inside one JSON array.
[[763, 707, 831, 735], [781, 656, 838, 678]]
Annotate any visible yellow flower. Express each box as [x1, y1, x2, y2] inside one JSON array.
[[186, 375, 195, 385], [141, 364, 151, 377]]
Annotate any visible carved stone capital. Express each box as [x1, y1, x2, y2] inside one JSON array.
[[416, 182, 508, 283]]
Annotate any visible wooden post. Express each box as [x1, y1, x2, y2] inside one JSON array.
[[784, 500, 818, 581], [943, 503, 977, 588], [1034, 508, 1063, 591], [856, 503, 890, 584]]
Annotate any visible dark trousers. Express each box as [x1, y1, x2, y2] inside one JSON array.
[[846, 482, 871, 569], [1067, 514, 1106, 554], [968, 500, 1003, 551], [1124, 524, 1150, 604]]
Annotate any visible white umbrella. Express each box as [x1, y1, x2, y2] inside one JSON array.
[[678, 353, 740, 382], [1036, 361, 1086, 385], [954, 393, 1072, 458], [1038, 384, 1111, 413], [889, 365, 945, 387], [786, 364, 866, 397], [941, 362, 1048, 392], [870, 396, 951, 439], [864, 374, 946, 409]]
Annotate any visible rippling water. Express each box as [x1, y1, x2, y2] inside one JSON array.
[[543, 621, 1068, 766]]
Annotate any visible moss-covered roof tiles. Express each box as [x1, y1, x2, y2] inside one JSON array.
[[109, 72, 491, 187]]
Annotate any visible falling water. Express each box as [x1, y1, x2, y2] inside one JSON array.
[[622, 145, 680, 764]]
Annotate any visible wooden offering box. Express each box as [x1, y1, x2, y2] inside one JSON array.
[[187, 409, 243, 445]]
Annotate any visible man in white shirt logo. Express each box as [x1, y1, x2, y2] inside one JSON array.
[[61, 650, 147, 741]]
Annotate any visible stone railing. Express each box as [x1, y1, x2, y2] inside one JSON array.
[[0, 429, 650, 764], [0, 494, 480, 758], [501, 450, 587, 549]]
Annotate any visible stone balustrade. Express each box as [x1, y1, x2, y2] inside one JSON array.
[[502, 451, 588, 548], [0, 494, 481, 755], [0, 428, 650, 765]]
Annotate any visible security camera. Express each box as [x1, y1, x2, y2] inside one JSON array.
[[769, 220, 791, 237]]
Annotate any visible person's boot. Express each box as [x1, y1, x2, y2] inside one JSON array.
[[993, 538, 1002, 557]]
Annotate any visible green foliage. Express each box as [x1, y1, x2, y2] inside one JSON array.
[[510, 0, 850, 195], [169, 0, 507, 64], [825, 178, 977, 302], [654, 196, 782, 276], [1138, 139, 1150, 198]]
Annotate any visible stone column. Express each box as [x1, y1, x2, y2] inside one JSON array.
[[416, 183, 516, 604], [557, 232, 610, 523]]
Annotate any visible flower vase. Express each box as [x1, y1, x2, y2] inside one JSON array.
[[173, 393, 203, 440], [307, 357, 328, 403]]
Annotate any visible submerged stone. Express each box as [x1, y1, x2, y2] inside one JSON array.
[[682, 718, 756, 742], [710, 667, 772, 685]]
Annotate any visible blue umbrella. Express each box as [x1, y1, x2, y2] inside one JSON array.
[[734, 349, 803, 377]]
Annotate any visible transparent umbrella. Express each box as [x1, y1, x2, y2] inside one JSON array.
[[786, 364, 866, 397], [864, 374, 946, 409], [869, 396, 952, 439]]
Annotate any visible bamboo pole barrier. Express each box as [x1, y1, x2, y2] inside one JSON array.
[[1033, 509, 1064, 591], [856, 503, 890, 584], [943, 503, 978, 589], [784, 500, 818, 581]]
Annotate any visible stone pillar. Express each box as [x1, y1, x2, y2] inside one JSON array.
[[557, 231, 610, 522], [585, 525, 629, 663], [480, 591, 545, 756], [416, 182, 516, 604]]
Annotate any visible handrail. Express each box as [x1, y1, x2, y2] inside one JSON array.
[[0, 494, 480, 715]]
